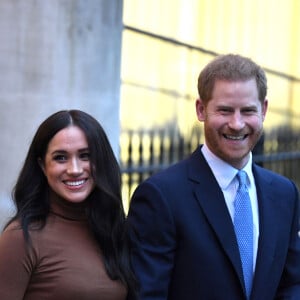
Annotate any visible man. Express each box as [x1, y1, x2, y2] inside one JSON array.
[[127, 54, 300, 299]]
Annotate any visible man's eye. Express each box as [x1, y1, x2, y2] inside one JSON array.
[[243, 108, 257, 114], [219, 108, 231, 114]]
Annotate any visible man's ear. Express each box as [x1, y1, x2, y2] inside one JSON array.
[[262, 99, 268, 121], [196, 98, 206, 121]]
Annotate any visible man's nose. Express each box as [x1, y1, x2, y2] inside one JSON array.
[[228, 112, 245, 130]]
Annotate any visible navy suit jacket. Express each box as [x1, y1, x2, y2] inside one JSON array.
[[127, 146, 300, 300]]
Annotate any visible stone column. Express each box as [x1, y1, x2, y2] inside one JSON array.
[[0, 0, 123, 228]]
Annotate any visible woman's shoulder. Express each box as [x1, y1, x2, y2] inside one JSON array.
[[2, 219, 22, 234], [0, 219, 39, 283], [2, 219, 43, 243], [3, 219, 22, 230], [0, 220, 26, 253]]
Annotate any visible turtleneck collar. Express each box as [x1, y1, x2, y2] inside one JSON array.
[[49, 192, 88, 221]]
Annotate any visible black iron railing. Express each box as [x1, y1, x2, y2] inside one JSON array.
[[120, 126, 300, 204]]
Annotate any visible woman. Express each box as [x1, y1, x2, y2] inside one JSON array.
[[0, 110, 136, 300]]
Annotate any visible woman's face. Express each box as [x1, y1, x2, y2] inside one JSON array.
[[40, 125, 95, 203]]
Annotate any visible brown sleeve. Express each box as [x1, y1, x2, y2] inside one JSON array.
[[0, 223, 35, 300]]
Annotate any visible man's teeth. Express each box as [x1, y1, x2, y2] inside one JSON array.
[[65, 180, 85, 186], [225, 135, 245, 140]]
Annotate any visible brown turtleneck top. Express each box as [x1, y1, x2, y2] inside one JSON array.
[[0, 200, 127, 300]]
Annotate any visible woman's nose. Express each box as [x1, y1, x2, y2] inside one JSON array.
[[67, 158, 83, 175]]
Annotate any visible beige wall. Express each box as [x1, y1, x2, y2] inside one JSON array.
[[0, 0, 123, 229]]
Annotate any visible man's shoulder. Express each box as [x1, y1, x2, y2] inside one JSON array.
[[253, 164, 296, 189], [148, 156, 192, 181]]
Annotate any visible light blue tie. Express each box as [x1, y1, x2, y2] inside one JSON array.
[[234, 170, 253, 299]]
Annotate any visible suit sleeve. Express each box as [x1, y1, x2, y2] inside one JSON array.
[[275, 181, 300, 299], [127, 180, 177, 300], [0, 224, 34, 300]]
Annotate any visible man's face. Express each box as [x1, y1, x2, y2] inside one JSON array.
[[196, 78, 268, 169]]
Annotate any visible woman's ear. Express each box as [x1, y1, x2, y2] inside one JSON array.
[[196, 98, 206, 121], [38, 158, 45, 174]]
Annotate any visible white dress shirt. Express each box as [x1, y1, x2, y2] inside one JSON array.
[[201, 144, 259, 270]]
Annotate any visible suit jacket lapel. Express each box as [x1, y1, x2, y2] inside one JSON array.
[[187, 148, 245, 289], [251, 165, 280, 297]]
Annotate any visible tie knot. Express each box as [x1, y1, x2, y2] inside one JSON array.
[[237, 170, 248, 187]]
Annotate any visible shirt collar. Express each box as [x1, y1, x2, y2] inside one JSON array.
[[201, 144, 253, 190]]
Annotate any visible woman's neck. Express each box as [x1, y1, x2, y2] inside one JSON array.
[[49, 191, 88, 221]]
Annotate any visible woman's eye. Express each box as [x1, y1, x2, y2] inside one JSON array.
[[53, 154, 67, 162], [80, 152, 90, 160]]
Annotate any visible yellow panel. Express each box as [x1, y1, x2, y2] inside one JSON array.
[[121, 0, 300, 132]]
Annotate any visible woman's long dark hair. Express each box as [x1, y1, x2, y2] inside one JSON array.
[[7, 110, 137, 297]]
